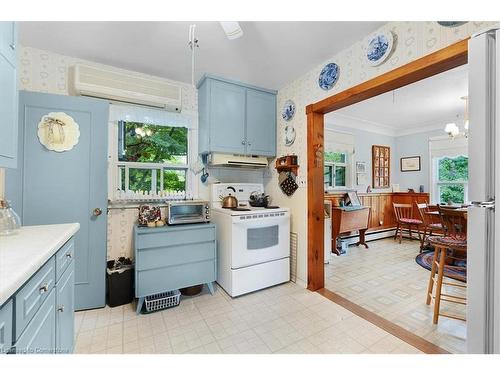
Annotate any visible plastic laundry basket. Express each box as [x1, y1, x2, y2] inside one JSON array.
[[144, 290, 181, 312]]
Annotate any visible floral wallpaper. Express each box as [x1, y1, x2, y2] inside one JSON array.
[[265, 21, 498, 285]]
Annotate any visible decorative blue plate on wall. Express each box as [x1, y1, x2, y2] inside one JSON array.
[[318, 63, 340, 91], [437, 21, 468, 27], [281, 100, 296, 122], [366, 31, 394, 66]]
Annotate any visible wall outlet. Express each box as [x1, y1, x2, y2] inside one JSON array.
[[297, 176, 307, 188]]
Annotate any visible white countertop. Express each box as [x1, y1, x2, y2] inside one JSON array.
[[0, 223, 80, 306]]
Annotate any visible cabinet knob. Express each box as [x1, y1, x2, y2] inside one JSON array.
[[9, 43, 15, 50], [39, 284, 49, 293], [93, 208, 103, 216], [66, 252, 72, 259], [57, 305, 65, 312], [241, 140, 246, 145]]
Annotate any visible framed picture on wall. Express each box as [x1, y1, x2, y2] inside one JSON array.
[[356, 162, 367, 173], [400, 156, 421, 172]]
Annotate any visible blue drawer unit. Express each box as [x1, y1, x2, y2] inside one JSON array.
[[15, 257, 56, 340], [55, 238, 75, 282], [0, 300, 13, 354], [134, 223, 217, 314]]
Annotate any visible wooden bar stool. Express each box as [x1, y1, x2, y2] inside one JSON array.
[[416, 203, 444, 253], [393, 203, 423, 244], [426, 207, 467, 324]]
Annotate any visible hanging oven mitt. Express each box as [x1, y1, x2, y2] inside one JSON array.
[[280, 172, 298, 196], [278, 171, 288, 185]]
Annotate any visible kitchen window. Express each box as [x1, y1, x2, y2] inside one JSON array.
[[433, 155, 468, 204], [114, 121, 189, 196], [324, 151, 348, 189]]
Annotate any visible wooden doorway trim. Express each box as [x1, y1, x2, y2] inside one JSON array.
[[306, 39, 468, 291]]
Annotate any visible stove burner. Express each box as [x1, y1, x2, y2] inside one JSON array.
[[230, 207, 251, 211], [265, 206, 280, 209]]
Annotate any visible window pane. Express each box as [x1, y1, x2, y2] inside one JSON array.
[[324, 152, 346, 163], [324, 166, 333, 187], [335, 166, 346, 187], [129, 168, 153, 192], [118, 166, 125, 190], [162, 169, 186, 192], [438, 156, 468, 181], [439, 184, 465, 204], [119, 122, 188, 165]]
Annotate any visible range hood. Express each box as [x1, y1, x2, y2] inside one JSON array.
[[208, 153, 268, 168]]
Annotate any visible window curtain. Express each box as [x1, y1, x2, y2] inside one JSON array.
[[429, 136, 468, 158], [324, 129, 355, 154], [108, 103, 195, 129]]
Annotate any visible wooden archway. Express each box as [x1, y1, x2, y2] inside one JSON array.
[[306, 39, 469, 291]]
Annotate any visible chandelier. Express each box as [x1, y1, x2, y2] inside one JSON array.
[[445, 96, 469, 139]]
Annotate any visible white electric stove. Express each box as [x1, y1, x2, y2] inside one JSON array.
[[210, 183, 290, 297]]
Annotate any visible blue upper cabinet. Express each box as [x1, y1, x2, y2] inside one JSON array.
[[197, 75, 277, 157], [0, 21, 18, 169], [246, 89, 276, 157]]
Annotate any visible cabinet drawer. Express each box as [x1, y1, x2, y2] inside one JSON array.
[[55, 238, 75, 282], [15, 289, 56, 354], [0, 299, 13, 354], [136, 241, 215, 271], [56, 262, 75, 354], [136, 260, 216, 297], [15, 257, 56, 340], [136, 226, 215, 250]]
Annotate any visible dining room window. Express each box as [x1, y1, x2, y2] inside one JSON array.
[[433, 155, 468, 204], [324, 151, 349, 189]]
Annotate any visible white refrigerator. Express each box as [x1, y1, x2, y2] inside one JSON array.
[[467, 27, 500, 354]]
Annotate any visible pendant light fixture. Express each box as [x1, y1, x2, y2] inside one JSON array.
[[444, 96, 469, 139]]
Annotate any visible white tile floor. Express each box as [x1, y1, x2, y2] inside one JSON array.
[[325, 237, 466, 353], [74, 282, 423, 354]]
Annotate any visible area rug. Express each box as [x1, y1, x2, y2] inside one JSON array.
[[415, 251, 466, 282]]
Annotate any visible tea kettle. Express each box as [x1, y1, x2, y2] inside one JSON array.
[[0, 199, 21, 236], [219, 186, 238, 209]]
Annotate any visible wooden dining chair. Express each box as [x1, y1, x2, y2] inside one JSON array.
[[426, 207, 467, 324], [393, 203, 423, 244], [416, 203, 444, 253]]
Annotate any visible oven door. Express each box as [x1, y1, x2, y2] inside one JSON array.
[[231, 211, 290, 269]]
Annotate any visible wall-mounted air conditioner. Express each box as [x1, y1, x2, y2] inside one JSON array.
[[69, 64, 182, 112]]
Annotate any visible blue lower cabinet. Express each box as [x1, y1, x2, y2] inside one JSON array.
[[15, 289, 56, 354], [56, 262, 75, 354], [0, 300, 13, 354], [5, 236, 76, 354]]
